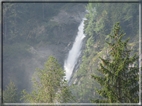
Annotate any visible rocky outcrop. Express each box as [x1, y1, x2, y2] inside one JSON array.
[[35, 3, 86, 65]]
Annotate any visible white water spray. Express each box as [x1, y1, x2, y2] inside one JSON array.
[[64, 18, 86, 81]]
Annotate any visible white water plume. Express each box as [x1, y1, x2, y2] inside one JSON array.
[[64, 18, 86, 81]]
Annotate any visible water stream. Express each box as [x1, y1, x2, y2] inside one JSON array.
[[64, 18, 86, 82]]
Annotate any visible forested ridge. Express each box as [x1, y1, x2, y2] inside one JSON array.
[[71, 3, 139, 103], [1, 1, 140, 104]]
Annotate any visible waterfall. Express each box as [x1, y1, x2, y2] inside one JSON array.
[[64, 18, 86, 81]]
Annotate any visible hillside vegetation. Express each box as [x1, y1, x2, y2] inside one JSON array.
[[71, 3, 139, 103], [2, 2, 139, 103], [3, 2, 86, 93]]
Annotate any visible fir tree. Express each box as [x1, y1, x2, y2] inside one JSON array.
[[3, 81, 19, 103], [21, 56, 73, 103], [92, 23, 139, 103]]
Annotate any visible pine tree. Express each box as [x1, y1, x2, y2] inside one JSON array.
[[92, 23, 139, 103], [21, 56, 73, 103], [3, 81, 19, 103]]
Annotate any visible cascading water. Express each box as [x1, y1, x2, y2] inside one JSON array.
[[64, 18, 86, 82]]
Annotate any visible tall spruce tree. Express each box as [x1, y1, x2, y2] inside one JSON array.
[[92, 23, 139, 103], [21, 56, 73, 103]]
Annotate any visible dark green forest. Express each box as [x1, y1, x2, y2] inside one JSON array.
[[1, 1, 140, 104]]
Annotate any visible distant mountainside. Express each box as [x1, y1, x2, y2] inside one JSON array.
[[2, 2, 140, 103], [3, 3, 86, 92]]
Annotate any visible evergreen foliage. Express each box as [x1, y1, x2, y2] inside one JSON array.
[[3, 81, 19, 103], [92, 23, 139, 103], [2, 2, 139, 103], [21, 56, 73, 103]]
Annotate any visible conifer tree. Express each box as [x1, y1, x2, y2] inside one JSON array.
[[21, 56, 73, 103], [3, 81, 19, 103], [92, 23, 139, 103]]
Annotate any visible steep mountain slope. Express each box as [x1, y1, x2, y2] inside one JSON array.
[[2, 2, 140, 103], [3, 3, 86, 92], [71, 3, 139, 102]]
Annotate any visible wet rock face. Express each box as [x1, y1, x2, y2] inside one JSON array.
[[42, 3, 86, 65], [27, 3, 86, 66], [51, 4, 86, 25]]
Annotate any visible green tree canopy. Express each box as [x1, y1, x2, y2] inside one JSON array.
[[21, 56, 73, 103], [92, 23, 139, 103], [3, 81, 19, 103]]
